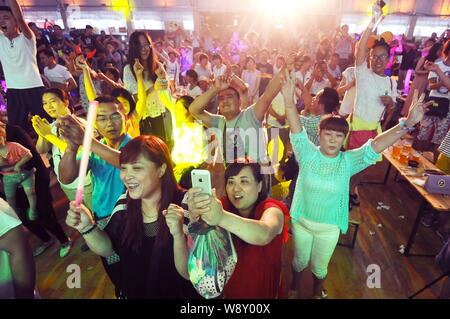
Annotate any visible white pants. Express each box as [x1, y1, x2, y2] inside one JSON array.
[[291, 217, 340, 279]]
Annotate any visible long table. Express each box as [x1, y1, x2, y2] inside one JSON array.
[[380, 148, 450, 257]]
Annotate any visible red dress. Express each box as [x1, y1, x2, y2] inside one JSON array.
[[221, 197, 290, 299]]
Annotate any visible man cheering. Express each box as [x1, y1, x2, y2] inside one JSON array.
[[0, 1, 49, 131]]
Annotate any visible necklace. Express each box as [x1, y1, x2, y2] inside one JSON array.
[[9, 38, 14, 48]]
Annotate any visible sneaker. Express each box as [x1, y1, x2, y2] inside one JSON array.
[[33, 240, 54, 257], [312, 289, 328, 299], [59, 240, 73, 258], [27, 208, 38, 222]]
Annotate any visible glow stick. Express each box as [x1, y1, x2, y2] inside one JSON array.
[[75, 101, 98, 208]]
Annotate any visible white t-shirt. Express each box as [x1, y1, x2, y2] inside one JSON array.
[[428, 60, 450, 98], [310, 78, 331, 95], [194, 64, 212, 79], [44, 64, 74, 85], [354, 63, 398, 122], [327, 64, 342, 80], [339, 66, 356, 116], [0, 33, 43, 89], [0, 205, 22, 299], [50, 121, 93, 189], [242, 69, 261, 98], [166, 60, 180, 85], [267, 92, 287, 128], [187, 85, 203, 98], [295, 70, 312, 97], [212, 64, 227, 79]]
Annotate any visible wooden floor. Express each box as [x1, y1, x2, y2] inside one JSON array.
[[30, 161, 448, 299]]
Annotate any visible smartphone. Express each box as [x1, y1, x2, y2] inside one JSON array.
[[191, 169, 212, 196]]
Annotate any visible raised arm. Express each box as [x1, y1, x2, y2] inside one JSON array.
[[356, 14, 378, 67], [132, 59, 147, 121], [75, 55, 97, 102], [253, 67, 284, 121], [9, 0, 33, 39], [282, 69, 302, 133], [371, 90, 432, 153], [188, 75, 232, 128]]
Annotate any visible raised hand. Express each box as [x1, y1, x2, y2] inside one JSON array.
[[280, 69, 296, 105], [213, 75, 231, 91], [32, 115, 52, 137], [66, 201, 95, 232], [155, 61, 167, 80], [423, 60, 439, 73], [75, 55, 88, 70], [163, 203, 185, 237], [405, 89, 433, 127], [133, 58, 144, 77], [58, 115, 86, 150], [197, 189, 223, 227]]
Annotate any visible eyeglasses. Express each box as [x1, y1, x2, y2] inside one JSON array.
[[139, 44, 152, 50], [370, 54, 388, 61], [96, 113, 122, 125]]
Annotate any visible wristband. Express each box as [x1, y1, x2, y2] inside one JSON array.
[[80, 224, 97, 236], [399, 117, 415, 132]]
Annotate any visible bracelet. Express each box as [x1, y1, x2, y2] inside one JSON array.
[[157, 78, 168, 84], [80, 224, 97, 236], [398, 117, 415, 132]]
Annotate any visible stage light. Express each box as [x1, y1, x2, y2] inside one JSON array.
[[111, 0, 134, 19]]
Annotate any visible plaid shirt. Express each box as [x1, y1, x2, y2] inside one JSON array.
[[300, 114, 322, 146]]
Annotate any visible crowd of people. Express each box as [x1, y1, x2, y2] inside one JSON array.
[[0, 0, 450, 299]]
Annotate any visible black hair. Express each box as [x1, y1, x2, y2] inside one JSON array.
[[319, 114, 349, 136], [372, 38, 390, 55], [185, 69, 198, 82], [127, 31, 158, 83], [176, 95, 194, 111], [0, 6, 12, 13], [212, 54, 222, 62], [246, 56, 256, 65], [219, 87, 240, 100], [426, 42, 444, 62], [42, 88, 74, 113], [102, 67, 120, 82], [95, 95, 122, 109], [111, 88, 136, 116], [224, 160, 268, 217], [198, 53, 209, 61], [40, 48, 55, 58], [318, 88, 340, 114], [85, 25, 93, 30], [443, 39, 450, 57]]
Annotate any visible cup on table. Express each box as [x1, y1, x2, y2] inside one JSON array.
[[403, 139, 413, 154], [392, 141, 403, 159], [399, 150, 409, 165], [410, 151, 421, 163]]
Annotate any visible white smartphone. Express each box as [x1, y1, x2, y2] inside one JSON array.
[[191, 169, 212, 196]]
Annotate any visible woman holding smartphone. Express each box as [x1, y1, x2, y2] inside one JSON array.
[[187, 160, 289, 298], [65, 135, 198, 299]]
